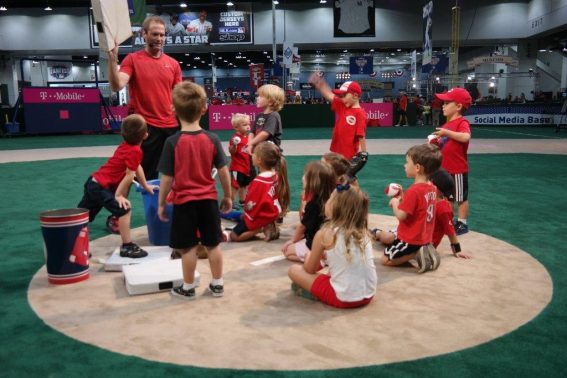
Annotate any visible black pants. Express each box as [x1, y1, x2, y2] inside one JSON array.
[[142, 124, 179, 180]]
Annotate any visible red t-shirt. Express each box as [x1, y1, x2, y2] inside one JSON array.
[[120, 50, 182, 127], [229, 132, 251, 175], [440, 117, 470, 174], [431, 97, 443, 110], [399, 95, 408, 111], [397, 182, 437, 245], [158, 130, 227, 204], [432, 199, 456, 247], [330, 97, 367, 160], [243, 172, 281, 230], [92, 142, 142, 189]]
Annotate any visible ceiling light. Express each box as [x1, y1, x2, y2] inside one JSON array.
[[180, 3, 187, 8], [44, 6, 53, 11], [273, 1, 279, 4], [227, 1, 234, 5], [320, 0, 327, 3], [0, 6, 7, 11]]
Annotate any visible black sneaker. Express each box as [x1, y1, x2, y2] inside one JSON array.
[[119, 243, 148, 258], [171, 285, 196, 300], [208, 283, 224, 297], [370, 228, 382, 240], [455, 221, 469, 235], [423, 243, 440, 270], [415, 246, 431, 274]]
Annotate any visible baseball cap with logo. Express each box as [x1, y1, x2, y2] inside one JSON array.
[[429, 168, 455, 200], [435, 87, 473, 109], [332, 81, 362, 97]]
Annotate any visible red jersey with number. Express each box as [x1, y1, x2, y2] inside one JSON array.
[[120, 50, 182, 127], [440, 117, 470, 174], [432, 199, 456, 247], [229, 132, 251, 175], [397, 182, 437, 245], [330, 97, 367, 160], [92, 142, 142, 189], [243, 172, 281, 230]]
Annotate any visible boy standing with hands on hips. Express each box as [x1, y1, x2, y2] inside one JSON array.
[[309, 73, 368, 180], [157, 81, 232, 300], [431, 88, 473, 235]]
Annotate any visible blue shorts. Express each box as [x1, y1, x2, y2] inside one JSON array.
[[77, 176, 130, 222]]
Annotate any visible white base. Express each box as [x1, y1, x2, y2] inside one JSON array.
[[104, 246, 172, 272], [123, 258, 201, 296]]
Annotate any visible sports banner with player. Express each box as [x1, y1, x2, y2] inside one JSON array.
[[89, 2, 253, 48], [349, 56, 373, 75], [422, 1, 433, 66], [334, 0, 375, 37], [249, 64, 264, 89]]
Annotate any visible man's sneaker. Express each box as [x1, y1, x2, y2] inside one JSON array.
[[415, 246, 432, 274], [171, 285, 196, 300], [455, 221, 469, 235], [263, 222, 280, 241], [208, 283, 224, 297], [370, 228, 382, 240], [119, 243, 148, 258], [106, 215, 120, 234], [170, 249, 182, 259], [423, 243, 440, 270]]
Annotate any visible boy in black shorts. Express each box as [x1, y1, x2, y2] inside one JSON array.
[[157, 81, 232, 300]]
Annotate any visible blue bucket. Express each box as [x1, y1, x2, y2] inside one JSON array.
[[137, 179, 172, 246]]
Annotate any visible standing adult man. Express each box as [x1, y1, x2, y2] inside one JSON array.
[[187, 10, 213, 35], [395, 91, 408, 127], [108, 15, 182, 180]]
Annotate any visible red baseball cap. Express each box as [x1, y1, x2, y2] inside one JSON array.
[[435, 87, 473, 109], [333, 81, 362, 97]]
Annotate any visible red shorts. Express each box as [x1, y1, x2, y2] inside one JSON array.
[[310, 274, 373, 309]]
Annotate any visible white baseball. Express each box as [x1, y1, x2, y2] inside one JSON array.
[[427, 134, 438, 143], [385, 183, 403, 197], [232, 136, 241, 145]]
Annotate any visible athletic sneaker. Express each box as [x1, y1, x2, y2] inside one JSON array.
[[106, 215, 119, 234], [370, 228, 382, 240], [208, 283, 224, 297], [170, 249, 182, 259], [455, 221, 469, 235], [222, 230, 231, 243], [291, 283, 318, 301], [119, 243, 148, 258], [171, 285, 196, 300], [415, 246, 432, 274], [423, 243, 440, 270]]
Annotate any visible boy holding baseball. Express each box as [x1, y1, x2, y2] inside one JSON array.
[[229, 113, 253, 209]]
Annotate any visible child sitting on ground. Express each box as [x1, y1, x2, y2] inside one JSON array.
[[228, 141, 289, 242], [378, 144, 441, 273], [228, 113, 253, 209], [288, 184, 377, 309], [77, 114, 155, 258], [282, 161, 336, 262], [429, 168, 472, 259]]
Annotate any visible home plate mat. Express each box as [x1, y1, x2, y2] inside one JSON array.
[[28, 212, 552, 370]]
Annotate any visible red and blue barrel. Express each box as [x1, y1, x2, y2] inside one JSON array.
[[40, 208, 90, 284]]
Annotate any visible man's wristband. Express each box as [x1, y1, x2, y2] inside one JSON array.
[[451, 243, 461, 254]]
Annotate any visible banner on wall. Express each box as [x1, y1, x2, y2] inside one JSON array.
[[349, 56, 373, 75], [410, 50, 417, 80], [421, 55, 448, 74], [90, 2, 253, 48], [334, 0, 375, 37], [466, 56, 519, 68], [422, 1, 433, 66], [249, 64, 264, 88], [290, 48, 301, 74]]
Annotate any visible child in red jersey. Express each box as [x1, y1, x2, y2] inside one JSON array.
[[282, 161, 336, 262], [429, 168, 472, 259], [229, 142, 289, 242], [78, 114, 156, 258], [309, 73, 367, 162], [228, 113, 253, 209], [379, 144, 442, 273], [433, 87, 473, 235]]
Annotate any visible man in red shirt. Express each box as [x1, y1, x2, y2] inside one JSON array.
[[108, 15, 182, 180], [309, 73, 367, 162], [395, 91, 408, 127]]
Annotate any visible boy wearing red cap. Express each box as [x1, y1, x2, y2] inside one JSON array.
[[309, 73, 367, 162], [433, 87, 473, 235]]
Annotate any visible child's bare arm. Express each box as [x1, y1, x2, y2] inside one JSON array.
[[389, 197, 407, 220], [435, 128, 471, 143], [248, 131, 270, 152], [309, 72, 334, 102], [448, 234, 472, 259], [217, 166, 232, 212], [358, 136, 367, 153], [158, 174, 173, 221], [135, 165, 155, 194], [114, 169, 136, 209], [304, 228, 330, 273]]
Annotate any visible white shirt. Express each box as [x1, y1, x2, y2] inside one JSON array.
[[187, 19, 213, 35]]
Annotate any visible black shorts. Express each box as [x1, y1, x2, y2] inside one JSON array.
[[77, 176, 130, 222], [451, 173, 469, 202], [399, 109, 407, 115], [231, 218, 249, 236], [384, 239, 421, 260], [170, 199, 222, 249], [231, 171, 253, 188]]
